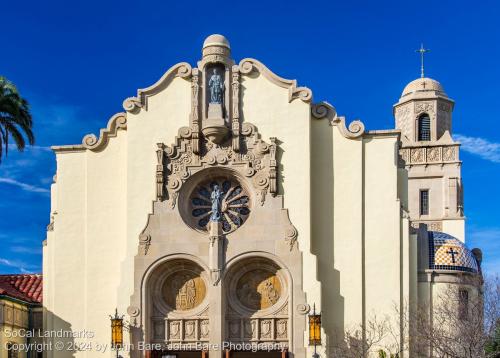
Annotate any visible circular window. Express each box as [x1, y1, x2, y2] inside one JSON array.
[[189, 176, 251, 233]]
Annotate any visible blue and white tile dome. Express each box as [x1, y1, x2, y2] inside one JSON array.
[[429, 231, 479, 273]]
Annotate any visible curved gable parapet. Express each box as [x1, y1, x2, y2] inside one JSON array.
[[311, 101, 365, 139], [123, 62, 193, 113], [82, 113, 127, 151], [238, 58, 312, 103]]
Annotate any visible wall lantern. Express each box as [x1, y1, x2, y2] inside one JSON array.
[[308, 303, 322, 349], [110, 309, 124, 350]]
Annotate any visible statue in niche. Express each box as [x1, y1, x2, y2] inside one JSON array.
[[208, 68, 224, 104], [210, 184, 224, 222]]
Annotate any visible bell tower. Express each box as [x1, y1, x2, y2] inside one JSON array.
[[394, 75, 465, 241]]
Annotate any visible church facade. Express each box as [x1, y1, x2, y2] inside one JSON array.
[[42, 35, 482, 358]]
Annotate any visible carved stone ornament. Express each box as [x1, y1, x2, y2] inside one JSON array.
[[236, 269, 282, 310], [281, 210, 298, 250], [157, 123, 278, 209], [138, 234, 151, 255], [415, 101, 434, 114], [296, 303, 310, 315], [311, 102, 365, 139]]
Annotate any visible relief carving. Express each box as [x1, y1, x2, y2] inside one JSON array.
[[415, 101, 434, 114], [410, 148, 425, 163], [261, 319, 272, 339], [160, 122, 277, 210], [138, 234, 151, 255], [200, 320, 209, 338], [427, 147, 441, 162], [184, 320, 196, 339], [169, 321, 181, 340], [231, 66, 240, 152], [411, 221, 443, 231], [236, 270, 281, 310], [276, 319, 287, 339], [162, 271, 206, 311], [443, 146, 456, 161]]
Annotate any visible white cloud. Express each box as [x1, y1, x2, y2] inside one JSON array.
[[454, 134, 500, 163], [0, 257, 39, 273], [10, 246, 43, 255], [0, 177, 50, 194]]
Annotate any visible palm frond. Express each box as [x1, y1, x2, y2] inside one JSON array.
[[0, 76, 35, 162]]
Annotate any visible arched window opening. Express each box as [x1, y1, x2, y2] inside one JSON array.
[[418, 113, 431, 141]]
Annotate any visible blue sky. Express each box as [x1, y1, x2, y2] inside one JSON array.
[[1, 0, 499, 275]]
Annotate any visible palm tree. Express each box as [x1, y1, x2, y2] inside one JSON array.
[[0, 76, 34, 162]]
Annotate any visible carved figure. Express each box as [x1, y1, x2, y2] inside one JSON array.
[[174, 275, 197, 310], [264, 279, 279, 305], [208, 68, 224, 104], [210, 185, 224, 222]]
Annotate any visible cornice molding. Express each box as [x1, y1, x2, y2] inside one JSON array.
[[311, 101, 365, 139], [238, 58, 312, 103], [124, 62, 193, 113], [81, 113, 127, 151]]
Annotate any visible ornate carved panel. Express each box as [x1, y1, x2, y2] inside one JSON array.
[[410, 148, 425, 163], [427, 147, 441, 162], [158, 123, 278, 210], [415, 101, 435, 114], [443, 146, 457, 161], [236, 269, 281, 310], [162, 270, 206, 311], [411, 221, 443, 232], [399, 144, 459, 166]]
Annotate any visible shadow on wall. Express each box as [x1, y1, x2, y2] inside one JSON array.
[[310, 117, 345, 346], [44, 311, 75, 358]]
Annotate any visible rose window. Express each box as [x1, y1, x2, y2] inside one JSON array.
[[191, 178, 251, 233]]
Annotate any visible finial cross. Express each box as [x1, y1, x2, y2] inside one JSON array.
[[446, 247, 459, 264], [416, 43, 430, 78]]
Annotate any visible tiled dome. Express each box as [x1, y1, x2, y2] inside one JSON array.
[[429, 231, 479, 273], [401, 77, 446, 97]]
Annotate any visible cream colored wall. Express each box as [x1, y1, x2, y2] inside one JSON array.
[[311, 115, 411, 355], [442, 220, 465, 243]]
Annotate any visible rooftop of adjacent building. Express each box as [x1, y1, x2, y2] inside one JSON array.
[[0, 274, 43, 304]]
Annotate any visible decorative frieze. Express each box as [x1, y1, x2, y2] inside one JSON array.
[[151, 318, 209, 343], [415, 101, 435, 114], [399, 144, 459, 166], [411, 221, 443, 232], [226, 317, 288, 342]]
